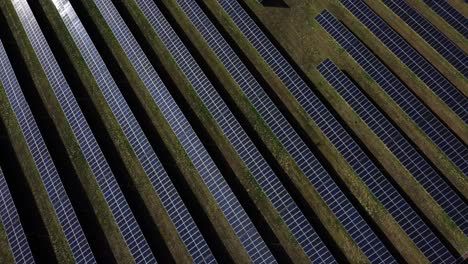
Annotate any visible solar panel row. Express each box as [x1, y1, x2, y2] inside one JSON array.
[[11, 1, 155, 262], [314, 8, 468, 179], [0, 28, 94, 263], [134, 1, 333, 262], [318, 58, 456, 263], [50, 1, 215, 262], [315, 10, 468, 236], [381, 0, 468, 77], [339, 0, 468, 124], [423, 0, 468, 38], [214, 1, 395, 262], [0, 165, 34, 264], [90, 0, 274, 262]]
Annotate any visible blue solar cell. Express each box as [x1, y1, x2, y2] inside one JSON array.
[[316, 11, 468, 235], [318, 58, 457, 263], [0, 166, 35, 264], [50, 1, 215, 262], [339, 0, 467, 125], [382, 0, 468, 77], [90, 0, 275, 262], [213, 0, 396, 262], [135, 1, 333, 262], [11, 1, 155, 262], [423, 0, 468, 38], [0, 30, 94, 263]]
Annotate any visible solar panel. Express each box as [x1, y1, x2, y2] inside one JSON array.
[[318, 59, 457, 262], [0, 32, 94, 263], [134, 1, 334, 262], [50, 1, 215, 262], [316, 11, 468, 235], [382, 0, 468, 77], [0, 166, 35, 264], [339, 0, 468, 124], [423, 0, 468, 38], [11, 1, 155, 262], [213, 1, 395, 262], [90, 0, 275, 262]]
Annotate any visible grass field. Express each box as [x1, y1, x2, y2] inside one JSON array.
[[0, 222, 14, 263], [449, 0, 468, 16]]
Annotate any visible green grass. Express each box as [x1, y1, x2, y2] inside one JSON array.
[[37, 0, 193, 261], [0, 215, 14, 263], [0, 80, 73, 262], [226, 0, 468, 255], [448, 0, 468, 17], [78, 0, 255, 261]]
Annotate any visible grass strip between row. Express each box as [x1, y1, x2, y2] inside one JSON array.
[[0, 221, 14, 263]]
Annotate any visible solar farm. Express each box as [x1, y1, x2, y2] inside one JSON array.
[[0, 0, 466, 263]]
